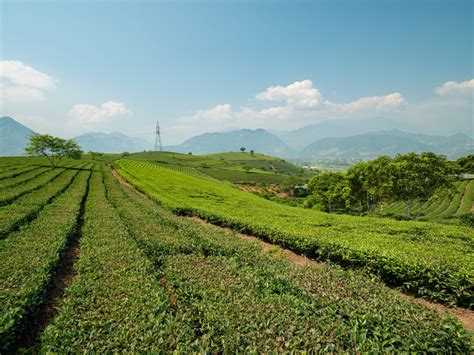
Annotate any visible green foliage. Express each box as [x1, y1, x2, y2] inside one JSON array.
[[88, 151, 104, 160], [0, 158, 471, 351], [391, 153, 454, 216], [456, 180, 474, 216], [25, 134, 83, 167], [127, 151, 309, 185], [311, 153, 457, 219], [0, 171, 90, 352], [0, 166, 87, 238], [116, 159, 474, 307], [307, 172, 348, 212], [459, 212, 474, 227], [454, 154, 474, 174]]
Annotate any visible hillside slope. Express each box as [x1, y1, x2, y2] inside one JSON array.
[[0, 117, 35, 156]]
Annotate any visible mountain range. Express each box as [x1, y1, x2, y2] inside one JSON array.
[[0, 116, 152, 156], [73, 131, 152, 153], [299, 130, 473, 160], [164, 128, 294, 156], [1, 116, 472, 160]]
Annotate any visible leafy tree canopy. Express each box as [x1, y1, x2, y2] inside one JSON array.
[[25, 134, 83, 167]]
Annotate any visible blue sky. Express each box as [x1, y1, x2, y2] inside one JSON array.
[[1, 0, 472, 144]]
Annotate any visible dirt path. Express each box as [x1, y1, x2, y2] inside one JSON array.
[[111, 167, 474, 333]]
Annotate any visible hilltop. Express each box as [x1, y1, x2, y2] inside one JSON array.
[[129, 150, 311, 184]]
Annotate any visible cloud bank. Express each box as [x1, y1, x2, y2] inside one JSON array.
[[435, 79, 474, 96], [69, 101, 132, 124], [0, 61, 56, 105], [166, 78, 472, 144]]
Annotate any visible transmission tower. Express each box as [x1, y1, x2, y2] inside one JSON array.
[[154, 121, 163, 151]]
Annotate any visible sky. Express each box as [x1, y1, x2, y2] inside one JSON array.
[[0, 0, 473, 145]]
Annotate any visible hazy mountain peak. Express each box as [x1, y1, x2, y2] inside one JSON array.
[[165, 128, 294, 156]]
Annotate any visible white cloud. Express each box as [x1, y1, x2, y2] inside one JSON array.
[[179, 104, 233, 123], [256, 79, 323, 108], [435, 79, 474, 96], [0, 61, 56, 108], [0, 84, 46, 103], [69, 101, 132, 124], [326, 92, 406, 114], [173, 81, 410, 140], [0, 60, 56, 89]]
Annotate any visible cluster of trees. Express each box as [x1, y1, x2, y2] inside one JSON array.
[[306, 152, 457, 217]]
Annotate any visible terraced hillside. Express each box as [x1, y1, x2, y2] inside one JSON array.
[[384, 180, 474, 221], [0, 157, 472, 352], [129, 151, 312, 184]]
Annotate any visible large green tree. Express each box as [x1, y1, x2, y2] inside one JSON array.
[[345, 156, 394, 213], [307, 172, 348, 212], [25, 134, 83, 167], [391, 152, 454, 217]]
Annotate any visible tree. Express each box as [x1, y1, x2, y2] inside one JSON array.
[[121, 151, 130, 158], [391, 152, 454, 217], [250, 150, 255, 156], [346, 156, 394, 214], [188, 152, 193, 155], [240, 147, 246, 153], [454, 154, 474, 174], [25, 134, 83, 167], [307, 172, 348, 212]]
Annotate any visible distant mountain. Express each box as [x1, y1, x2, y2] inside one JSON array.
[[165, 128, 294, 156], [0, 116, 35, 156], [73, 132, 152, 153], [278, 118, 412, 150], [300, 130, 474, 160]]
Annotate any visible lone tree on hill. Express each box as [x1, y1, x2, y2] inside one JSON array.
[[25, 134, 83, 167], [240, 147, 246, 153], [250, 150, 255, 156]]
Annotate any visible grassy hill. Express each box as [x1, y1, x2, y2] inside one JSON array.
[[128, 151, 312, 184]]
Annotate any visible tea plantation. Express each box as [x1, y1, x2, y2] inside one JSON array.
[[0, 156, 472, 352]]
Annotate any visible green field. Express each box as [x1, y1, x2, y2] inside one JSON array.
[[384, 180, 474, 221], [0, 157, 472, 352], [128, 151, 311, 184], [116, 159, 474, 308]]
